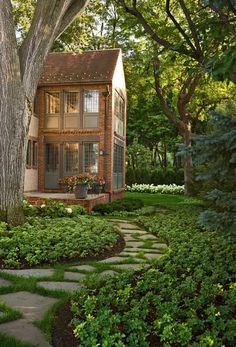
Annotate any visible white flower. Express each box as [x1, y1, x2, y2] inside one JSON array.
[[65, 207, 72, 214], [41, 204, 46, 208], [29, 204, 33, 208]]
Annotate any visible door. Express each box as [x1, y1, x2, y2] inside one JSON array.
[[45, 143, 60, 189], [45, 142, 80, 189]]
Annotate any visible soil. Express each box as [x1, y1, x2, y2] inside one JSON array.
[[52, 302, 77, 347]]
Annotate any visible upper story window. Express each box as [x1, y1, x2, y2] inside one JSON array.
[[84, 90, 99, 128], [46, 92, 60, 129], [46, 92, 60, 114], [45, 90, 99, 130], [64, 91, 80, 129], [114, 90, 125, 137]]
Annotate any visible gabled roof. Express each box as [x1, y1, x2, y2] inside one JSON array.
[[39, 49, 121, 85]]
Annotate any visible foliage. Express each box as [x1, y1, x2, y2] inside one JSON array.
[[0, 216, 119, 267], [193, 113, 236, 233], [71, 207, 236, 346], [92, 198, 144, 215], [126, 184, 184, 195], [22, 199, 86, 218], [67, 173, 95, 187], [106, 206, 156, 217], [126, 167, 184, 186]]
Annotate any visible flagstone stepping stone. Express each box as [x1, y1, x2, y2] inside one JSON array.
[[38, 281, 80, 292], [0, 278, 14, 288], [0, 319, 52, 347], [118, 223, 141, 229], [125, 241, 145, 247], [100, 270, 118, 277], [64, 272, 87, 281], [123, 229, 146, 235], [0, 291, 57, 322], [144, 253, 163, 260], [151, 243, 168, 249], [70, 264, 96, 272], [100, 256, 130, 263], [124, 235, 137, 242], [138, 234, 158, 240], [0, 269, 54, 278], [123, 247, 160, 253], [119, 252, 141, 257], [113, 263, 148, 270]]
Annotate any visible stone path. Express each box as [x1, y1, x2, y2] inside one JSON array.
[[0, 219, 167, 347]]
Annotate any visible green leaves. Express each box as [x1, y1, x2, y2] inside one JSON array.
[[0, 216, 119, 267]]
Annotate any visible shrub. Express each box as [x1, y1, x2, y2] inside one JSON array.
[[23, 199, 86, 218], [0, 216, 119, 267], [126, 167, 184, 186], [71, 208, 236, 346], [92, 198, 144, 215], [126, 183, 184, 195]]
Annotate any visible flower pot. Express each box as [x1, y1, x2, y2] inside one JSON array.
[[93, 184, 103, 194], [74, 184, 88, 199]]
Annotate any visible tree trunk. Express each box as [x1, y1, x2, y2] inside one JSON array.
[[0, 0, 89, 225], [181, 123, 193, 196], [0, 86, 31, 225]]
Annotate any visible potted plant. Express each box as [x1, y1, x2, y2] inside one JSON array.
[[58, 177, 70, 193], [68, 173, 94, 199], [93, 177, 105, 194]]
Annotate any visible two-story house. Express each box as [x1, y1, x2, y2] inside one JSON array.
[[24, 49, 126, 203]]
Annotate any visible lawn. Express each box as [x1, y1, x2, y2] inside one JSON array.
[[125, 191, 202, 209]]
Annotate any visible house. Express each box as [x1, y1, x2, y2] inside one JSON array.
[[24, 49, 126, 203]]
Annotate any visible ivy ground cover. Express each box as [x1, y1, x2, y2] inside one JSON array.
[[0, 216, 119, 268], [71, 207, 236, 346]]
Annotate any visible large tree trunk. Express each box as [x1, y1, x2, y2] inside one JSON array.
[[0, 0, 89, 225]]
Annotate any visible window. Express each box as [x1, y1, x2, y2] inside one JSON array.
[[64, 92, 80, 129], [83, 143, 99, 175], [45, 143, 59, 172], [26, 140, 32, 167], [64, 143, 79, 175], [45, 90, 99, 130], [32, 141, 38, 168], [84, 90, 99, 128], [113, 143, 124, 189], [114, 91, 125, 136], [45, 92, 60, 128]]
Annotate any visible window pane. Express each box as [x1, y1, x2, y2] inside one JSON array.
[[84, 143, 98, 175], [45, 144, 59, 172], [46, 116, 59, 129], [84, 115, 98, 128], [65, 92, 79, 113], [26, 140, 31, 167], [113, 143, 124, 189], [46, 92, 60, 114], [114, 91, 125, 136], [84, 90, 99, 113], [64, 143, 79, 174], [32, 141, 38, 167]]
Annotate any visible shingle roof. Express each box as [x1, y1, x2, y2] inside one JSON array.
[[39, 49, 120, 85]]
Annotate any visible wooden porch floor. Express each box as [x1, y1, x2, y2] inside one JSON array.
[[24, 192, 109, 212]]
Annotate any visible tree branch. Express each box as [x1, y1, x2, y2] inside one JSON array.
[[177, 73, 201, 118], [19, 0, 89, 98], [115, 0, 192, 57], [153, 57, 186, 133], [55, 0, 90, 39], [178, 0, 203, 60], [165, 0, 196, 53]]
